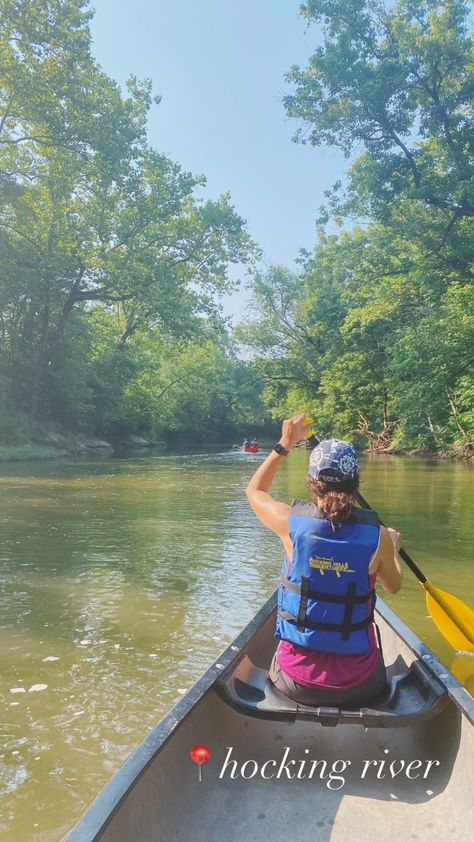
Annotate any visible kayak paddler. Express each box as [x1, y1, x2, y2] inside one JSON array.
[[246, 413, 403, 707]]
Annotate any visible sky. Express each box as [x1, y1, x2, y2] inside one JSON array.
[[89, 0, 355, 321]]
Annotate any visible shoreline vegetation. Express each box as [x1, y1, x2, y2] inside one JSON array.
[[0, 441, 460, 464], [1, 422, 472, 464], [1, 2, 473, 467], [0, 423, 249, 463]]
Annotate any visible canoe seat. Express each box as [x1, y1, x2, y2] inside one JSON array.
[[215, 654, 448, 727]]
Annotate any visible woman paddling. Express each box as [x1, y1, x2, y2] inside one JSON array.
[[246, 413, 403, 707]]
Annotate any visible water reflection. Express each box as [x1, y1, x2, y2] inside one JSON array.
[[450, 654, 474, 695]]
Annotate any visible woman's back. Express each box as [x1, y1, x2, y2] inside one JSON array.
[[276, 573, 379, 689], [245, 421, 403, 705]]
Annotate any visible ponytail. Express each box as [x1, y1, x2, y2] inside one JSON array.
[[306, 475, 359, 526]]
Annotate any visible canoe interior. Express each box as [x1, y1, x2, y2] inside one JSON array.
[[69, 595, 474, 842]]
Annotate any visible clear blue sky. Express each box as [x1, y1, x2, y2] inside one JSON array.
[[90, 0, 354, 320]]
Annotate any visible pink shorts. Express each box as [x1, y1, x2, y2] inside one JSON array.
[[268, 650, 387, 707]]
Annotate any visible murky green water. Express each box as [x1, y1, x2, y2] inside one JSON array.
[[1, 448, 473, 840]]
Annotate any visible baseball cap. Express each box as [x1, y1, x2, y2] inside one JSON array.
[[308, 438, 359, 484]]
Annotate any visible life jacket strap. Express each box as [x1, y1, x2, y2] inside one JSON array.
[[277, 608, 375, 634], [374, 620, 384, 658], [296, 576, 310, 632], [279, 576, 375, 604]]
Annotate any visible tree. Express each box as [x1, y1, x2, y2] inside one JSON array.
[[0, 0, 259, 430], [235, 0, 473, 455], [284, 0, 474, 231]]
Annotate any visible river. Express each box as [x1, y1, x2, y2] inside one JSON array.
[[0, 447, 473, 840]]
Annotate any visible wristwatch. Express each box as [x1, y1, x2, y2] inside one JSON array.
[[273, 443, 289, 456]]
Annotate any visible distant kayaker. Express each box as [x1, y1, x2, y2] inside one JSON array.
[[242, 438, 251, 448], [246, 413, 403, 707], [250, 438, 259, 448]]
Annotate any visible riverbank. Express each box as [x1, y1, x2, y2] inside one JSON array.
[[0, 422, 160, 463], [0, 443, 72, 462], [1, 422, 472, 464], [375, 444, 474, 461], [0, 420, 248, 463]]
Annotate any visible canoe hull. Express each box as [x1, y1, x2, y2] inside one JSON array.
[[69, 594, 474, 842]]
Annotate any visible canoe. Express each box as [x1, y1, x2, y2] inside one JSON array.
[[242, 446, 259, 453], [69, 593, 474, 842]]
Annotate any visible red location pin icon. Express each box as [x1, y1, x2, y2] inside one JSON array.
[[190, 744, 210, 782]]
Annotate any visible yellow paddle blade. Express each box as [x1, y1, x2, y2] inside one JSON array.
[[449, 654, 474, 695], [303, 416, 314, 439], [424, 582, 474, 652]]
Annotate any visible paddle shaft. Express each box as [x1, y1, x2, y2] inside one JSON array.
[[354, 489, 426, 583], [306, 434, 427, 584]]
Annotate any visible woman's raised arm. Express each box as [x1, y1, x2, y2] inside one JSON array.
[[246, 413, 311, 539]]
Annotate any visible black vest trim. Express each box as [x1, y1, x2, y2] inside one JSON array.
[[341, 582, 357, 641], [296, 576, 310, 632], [279, 576, 375, 605], [277, 608, 375, 634]]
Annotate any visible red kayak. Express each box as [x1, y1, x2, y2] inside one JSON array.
[[242, 446, 259, 453]]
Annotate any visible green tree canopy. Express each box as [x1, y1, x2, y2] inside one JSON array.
[[0, 0, 263, 442], [239, 0, 474, 456]]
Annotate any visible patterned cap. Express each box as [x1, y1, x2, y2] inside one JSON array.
[[308, 438, 359, 483]]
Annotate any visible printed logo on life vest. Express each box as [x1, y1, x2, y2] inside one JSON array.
[[308, 556, 355, 577]]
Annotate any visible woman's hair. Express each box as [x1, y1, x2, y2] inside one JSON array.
[[306, 475, 359, 525]]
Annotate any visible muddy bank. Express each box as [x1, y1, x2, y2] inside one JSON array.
[[0, 423, 166, 463]]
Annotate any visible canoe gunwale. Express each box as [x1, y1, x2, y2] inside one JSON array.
[[377, 600, 474, 725], [67, 591, 474, 841]]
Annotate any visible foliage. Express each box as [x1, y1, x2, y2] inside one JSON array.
[[237, 0, 473, 456], [0, 0, 263, 444]]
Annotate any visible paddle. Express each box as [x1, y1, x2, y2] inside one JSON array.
[[305, 429, 474, 652]]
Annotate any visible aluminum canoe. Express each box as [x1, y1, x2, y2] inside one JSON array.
[[69, 593, 474, 842]]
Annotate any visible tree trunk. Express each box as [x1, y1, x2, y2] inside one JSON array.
[[446, 389, 469, 440], [357, 413, 397, 452], [426, 414, 441, 447], [382, 386, 389, 428], [29, 303, 51, 418]]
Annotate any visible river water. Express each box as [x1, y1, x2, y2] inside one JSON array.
[[0, 447, 473, 840]]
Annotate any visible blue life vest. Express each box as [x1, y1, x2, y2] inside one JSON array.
[[275, 500, 381, 655]]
